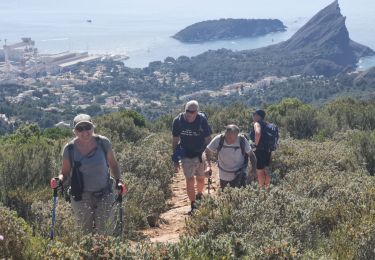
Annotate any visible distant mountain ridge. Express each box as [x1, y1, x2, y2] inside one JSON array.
[[172, 18, 286, 43]]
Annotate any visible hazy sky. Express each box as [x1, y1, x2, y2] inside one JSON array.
[[0, 0, 372, 17]]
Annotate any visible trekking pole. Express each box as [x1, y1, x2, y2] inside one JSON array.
[[115, 182, 124, 238], [118, 193, 123, 237], [207, 169, 213, 194], [50, 177, 60, 240]]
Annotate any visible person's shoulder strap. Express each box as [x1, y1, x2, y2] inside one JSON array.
[[260, 120, 267, 128], [177, 112, 184, 129], [66, 139, 75, 167], [94, 136, 109, 167], [198, 111, 208, 124], [239, 134, 247, 156], [217, 134, 225, 153], [95, 136, 107, 156]]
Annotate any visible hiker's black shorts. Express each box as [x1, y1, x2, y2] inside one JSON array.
[[220, 172, 246, 190], [254, 149, 271, 169]]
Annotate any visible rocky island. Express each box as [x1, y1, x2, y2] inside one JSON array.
[[172, 18, 287, 43]]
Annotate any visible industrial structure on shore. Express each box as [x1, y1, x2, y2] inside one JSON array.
[[0, 37, 123, 78]]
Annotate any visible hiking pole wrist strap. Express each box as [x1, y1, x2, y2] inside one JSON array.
[[116, 179, 126, 195]]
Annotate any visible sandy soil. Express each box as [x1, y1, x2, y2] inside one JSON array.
[[142, 166, 219, 243]]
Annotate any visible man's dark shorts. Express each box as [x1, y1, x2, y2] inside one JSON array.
[[254, 149, 271, 169], [219, 171, 246, 190]]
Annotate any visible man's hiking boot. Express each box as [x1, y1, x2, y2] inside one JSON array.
[[188, 194, 204, 215], [188, 201, 197, 215], [196, 192, 203, 201]]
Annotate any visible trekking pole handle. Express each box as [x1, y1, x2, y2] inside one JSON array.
[[53, 177, 60, 197], [116, 182, 125, 202], [117, 178, 127, 193]]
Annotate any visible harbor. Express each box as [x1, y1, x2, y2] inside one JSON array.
[[0, 37, 128, 78]]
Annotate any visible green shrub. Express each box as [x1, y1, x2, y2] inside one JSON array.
[[6, 187, 50, 222], [267, 98, 310, 126], [45, 234, 133, 259], [95, 110, 149, 145], [357, 224, 375, 259], [117, 133, 174, 235], [42, 127, 73, 140], [0, 137, 61, 208], [285, 108, 318, 139], [181, 136, 373, 258], [205, 102, 252, 133], [30, 199, 80, 245], [0, 205, 42, 259], [352, 131, 375, 175], [317, 98, 375, 135], [266, 98, 318, 139], [118, 109, 147, 127], [5, 98, 375, 258]]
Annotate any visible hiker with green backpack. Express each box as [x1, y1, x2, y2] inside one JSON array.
[[205, 124, 257, 190], [50, 114, 126, 236]]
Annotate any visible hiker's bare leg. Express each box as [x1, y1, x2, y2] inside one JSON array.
[[196, 176, 205, 194], [186, 177, 196, 202], [181, 158, 198, 202], [264, 167, 271, 188], [257, 169, 266, 188]]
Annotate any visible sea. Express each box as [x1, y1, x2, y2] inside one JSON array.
[[0, 0, 374, 69]]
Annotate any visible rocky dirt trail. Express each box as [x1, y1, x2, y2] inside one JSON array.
[[142, 166, 219, 243]]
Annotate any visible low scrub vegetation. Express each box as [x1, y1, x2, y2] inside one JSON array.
[[2, 98, 375, 258]]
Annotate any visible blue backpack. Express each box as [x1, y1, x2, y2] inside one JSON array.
[[250, 121, 279, 151]]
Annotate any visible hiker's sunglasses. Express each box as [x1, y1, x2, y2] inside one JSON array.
[[75, 124, 93, 132], [185, 109, 197, 114]]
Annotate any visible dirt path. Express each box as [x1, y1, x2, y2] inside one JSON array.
[[143, 166, 219, 243]]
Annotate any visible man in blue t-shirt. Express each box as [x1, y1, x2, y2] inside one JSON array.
[[172, 100, 212, 214]]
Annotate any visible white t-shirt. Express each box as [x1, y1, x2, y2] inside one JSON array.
[[207, 134, 251, 181]]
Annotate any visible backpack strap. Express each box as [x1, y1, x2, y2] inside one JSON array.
[[218, 134, 247, 156], [67, 140, 75, 169], [217, 134, 249, 174], [239, 134, 246, 156], [197, 112, 208, 132], [94, 136, 108, 166], [67, 137, 112, 198], [217, 134, 225, 153], [94, 136, 112, 189], [178, 112, 207, 135], [67, 136, 108, 167], [177, 112, 184, 130], [239, 134, 249, 166]]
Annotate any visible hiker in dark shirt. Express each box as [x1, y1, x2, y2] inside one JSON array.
[[172, 100, 212, 214], [252, 109, 272, 189]]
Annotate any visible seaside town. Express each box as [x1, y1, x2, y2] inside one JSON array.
[[0, 37, 146, 126]]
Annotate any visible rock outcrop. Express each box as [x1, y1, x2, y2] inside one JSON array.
[[278, 0, 374, 66]]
